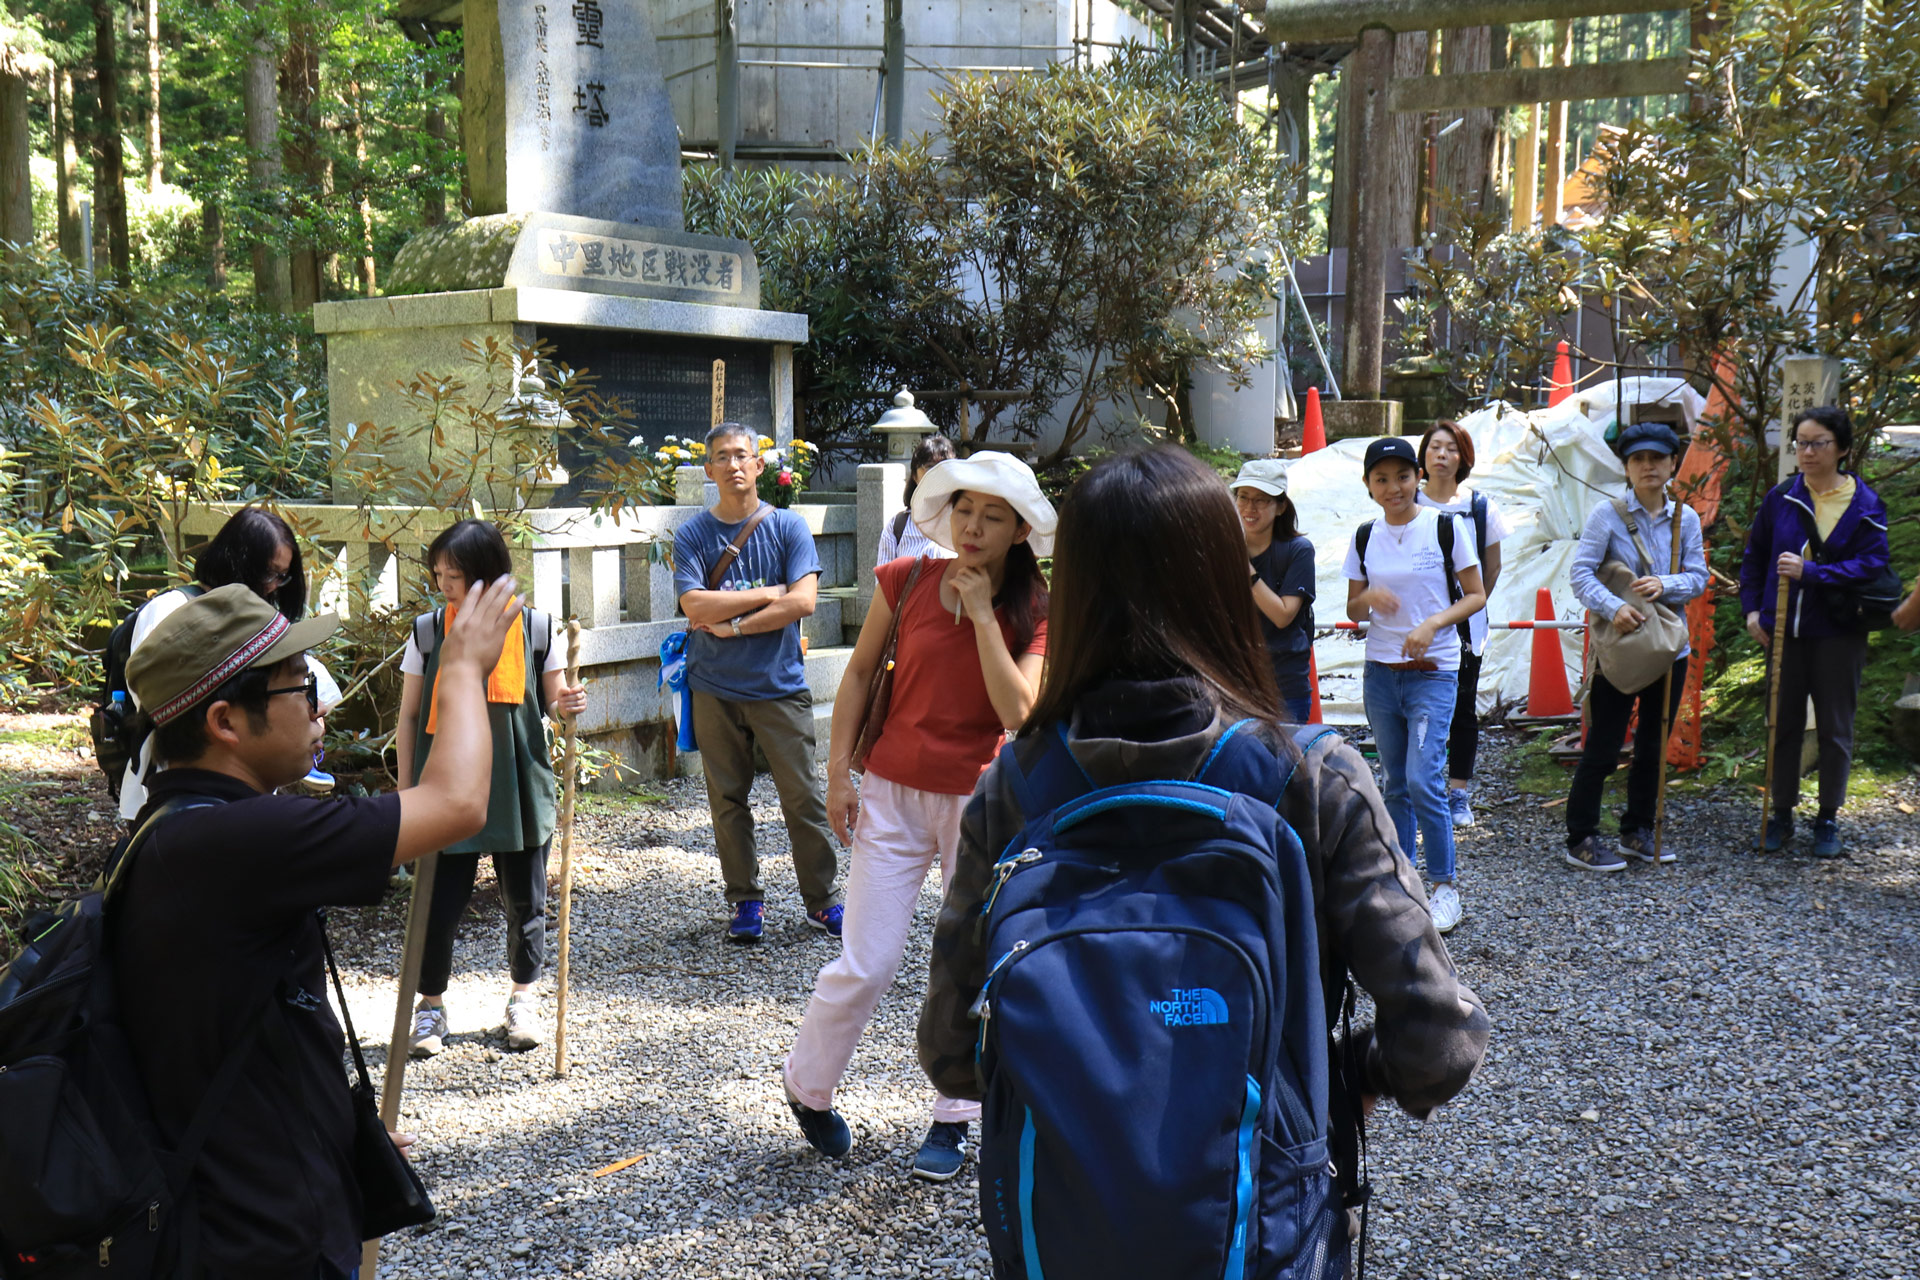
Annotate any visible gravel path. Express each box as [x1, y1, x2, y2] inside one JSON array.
[[328, 731, 1920, 1280]]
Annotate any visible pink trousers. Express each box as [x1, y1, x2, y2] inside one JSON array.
[[783, 773, 981, 1124]]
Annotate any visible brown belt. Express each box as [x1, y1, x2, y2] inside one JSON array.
[[1381, 659, 1440, 672]]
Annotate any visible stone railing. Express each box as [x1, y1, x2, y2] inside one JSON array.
[[184, 491, 859, 784]]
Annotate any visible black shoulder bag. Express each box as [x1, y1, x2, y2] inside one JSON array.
[[1791, 505, 1904, 632], [315, 918, 436, 1238]]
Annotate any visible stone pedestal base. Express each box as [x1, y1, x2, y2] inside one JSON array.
[[1320, 399, 1405, 441]]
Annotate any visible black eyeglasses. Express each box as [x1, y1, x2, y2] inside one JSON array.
[[263, 672, 320, 716], [259, 571, 292, 592]]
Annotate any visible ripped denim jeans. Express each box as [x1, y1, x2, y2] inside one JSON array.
[[1362, 661, 1460, 883]]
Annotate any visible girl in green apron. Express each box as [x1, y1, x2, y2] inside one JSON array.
[[397, 520, 587, 1056]]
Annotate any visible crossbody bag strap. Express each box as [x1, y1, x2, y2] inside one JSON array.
[[1611, 498, 1657, 576], [316, 912, 376, 1093], [1667, 496, 1684, 576], [706, 502, 774, 591]]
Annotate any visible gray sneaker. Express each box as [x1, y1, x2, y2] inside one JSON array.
[[408, 1002, 449, 1058], [504, 998, 543, 1052], [1448, 788, 1474, 828], [1565, 836, 1628, 873], [1618, 827, 1676, 865]]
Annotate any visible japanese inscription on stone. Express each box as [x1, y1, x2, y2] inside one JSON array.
[[540, 232, 743, 295], [482, 0, 683, 228]]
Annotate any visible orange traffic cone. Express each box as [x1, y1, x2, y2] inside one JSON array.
[[1527, 587, 1575, 717], [1301, 387, 1327, 454], [1547, 341, 1573, 407], [1307, 650, 1323, 724]]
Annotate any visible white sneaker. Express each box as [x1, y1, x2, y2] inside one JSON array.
[[504, 997, 544, 1052], [408, 1003, 449, 1058], [1448, 788, 1474, 828], [1428, 882, 1463, 934]]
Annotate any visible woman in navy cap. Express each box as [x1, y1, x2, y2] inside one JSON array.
[[1344, 436, 1486, 933], [1565, 421, 1708, 870]]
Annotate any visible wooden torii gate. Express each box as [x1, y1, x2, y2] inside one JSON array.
[[1264, 0, 1704, 404]]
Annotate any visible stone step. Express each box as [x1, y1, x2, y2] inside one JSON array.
[[805, 645, 856, 761]]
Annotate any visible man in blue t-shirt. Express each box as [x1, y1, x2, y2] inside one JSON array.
[[674, 422, 844, 945]]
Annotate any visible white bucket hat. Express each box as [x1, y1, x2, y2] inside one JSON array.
[[1229, 458, 1289, 497], [911, 452, 1058, 557]]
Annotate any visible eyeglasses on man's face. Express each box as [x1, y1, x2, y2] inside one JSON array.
[[263, 672, 320, 717], [1793, 437, 1837, 453]]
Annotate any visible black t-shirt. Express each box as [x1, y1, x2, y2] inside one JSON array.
[[112, 769, 399, 1280], [1251, 535, 1317, 660]]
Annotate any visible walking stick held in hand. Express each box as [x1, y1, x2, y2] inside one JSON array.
[[363, 849, 441, 1278], [554, 619, 583, 1077], [1651, 497, 1684, 866], [1758, 571, 1792, 849]]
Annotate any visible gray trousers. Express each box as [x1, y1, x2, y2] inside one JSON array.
[[691, 688, 843, 912], [1770, 631, 1870, 816]]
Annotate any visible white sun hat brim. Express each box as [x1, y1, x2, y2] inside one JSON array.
[[910, 452, 1057, 557]]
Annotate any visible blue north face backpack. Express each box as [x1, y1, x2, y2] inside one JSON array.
[[974, 720, 1349, 1280]]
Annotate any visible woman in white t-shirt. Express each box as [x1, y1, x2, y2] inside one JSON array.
[[119, 507, 343, 820], [1415, 421, 1510, 829], [1344, 437, 1486, 934], [875, 434, 959, 567]]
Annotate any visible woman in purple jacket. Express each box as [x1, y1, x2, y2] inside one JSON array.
[[1738, 406, 1891, 859]]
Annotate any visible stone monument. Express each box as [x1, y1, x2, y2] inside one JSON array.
[[319, 0, 808, 502]]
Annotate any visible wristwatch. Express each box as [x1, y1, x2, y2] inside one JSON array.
[[729, 616, 743, 637]]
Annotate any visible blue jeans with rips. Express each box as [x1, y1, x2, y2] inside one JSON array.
[[1363, 661, 1460, 883]]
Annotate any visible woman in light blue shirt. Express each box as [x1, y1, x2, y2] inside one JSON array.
[[1563, 422, 1708, 872]]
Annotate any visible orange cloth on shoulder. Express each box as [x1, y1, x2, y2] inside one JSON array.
[[425, 604, 526, 734]]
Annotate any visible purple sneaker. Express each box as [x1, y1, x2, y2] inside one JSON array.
[[727, 900, 764, 944], [807, 904, 844, 937]]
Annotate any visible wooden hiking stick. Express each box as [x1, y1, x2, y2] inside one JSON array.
[[1758, 571, 1792, 849], [554, 620, 583, 1077], [1652, 499, 1684, 866], [361, 849, 440, 1277]]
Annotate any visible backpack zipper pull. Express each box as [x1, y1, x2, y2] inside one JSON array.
[[148, 1201, 159, 1231], [99, 1236, 112, 1267]]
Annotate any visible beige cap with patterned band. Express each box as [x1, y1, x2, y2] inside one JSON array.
[[126, 584, 340, 725]]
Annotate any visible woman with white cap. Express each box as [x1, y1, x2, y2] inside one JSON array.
[[1231, 458, 1316, 721], [783, 451, 1053, 1182]]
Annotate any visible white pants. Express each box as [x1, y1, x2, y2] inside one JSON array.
[[783, 774, 980, 1125]]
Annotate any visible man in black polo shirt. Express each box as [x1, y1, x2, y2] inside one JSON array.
[[116, 578, 519, 1279]]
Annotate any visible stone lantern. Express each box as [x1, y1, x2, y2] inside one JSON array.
[[871, 388, 934, 461]]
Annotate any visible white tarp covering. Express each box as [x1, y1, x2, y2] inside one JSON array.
[[1287, 378, 1704, 722]]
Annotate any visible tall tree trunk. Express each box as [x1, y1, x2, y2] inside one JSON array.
[[1436, 27, 1499, 218], [285, 18, 322, 310], [144, 0, 161, 191], [92, 0, 132, 281], [422, 58, 448, 228], [0, 62, 31, 250], [203, 200, 226, 289], [241, 0, 289, 309], [1543, 18, 1571, 226], [350, 72, 375, 294], [54, 68, 83, 260]]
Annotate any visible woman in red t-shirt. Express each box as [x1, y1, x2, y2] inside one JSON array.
[[782, 452, 1054, 1183]]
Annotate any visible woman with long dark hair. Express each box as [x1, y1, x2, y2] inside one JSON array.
[[119, 506, 338, 818], [784, 453, 1051, 1183], [917, 448, 1486, 1274], [1739, 405, 1891, 858]]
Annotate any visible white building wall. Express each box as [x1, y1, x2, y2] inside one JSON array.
[[651, 0, 1155, 155]]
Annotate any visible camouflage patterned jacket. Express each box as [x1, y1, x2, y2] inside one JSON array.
[[915, 676, 1490, 1119]]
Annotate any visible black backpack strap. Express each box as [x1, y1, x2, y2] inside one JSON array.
[[1355, 520, 1373, 578], [892, 510, 911, 543], [1436, 512, 1474, 653], [101, 794, 226, 899], [1470, 490, 1489, 562]]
